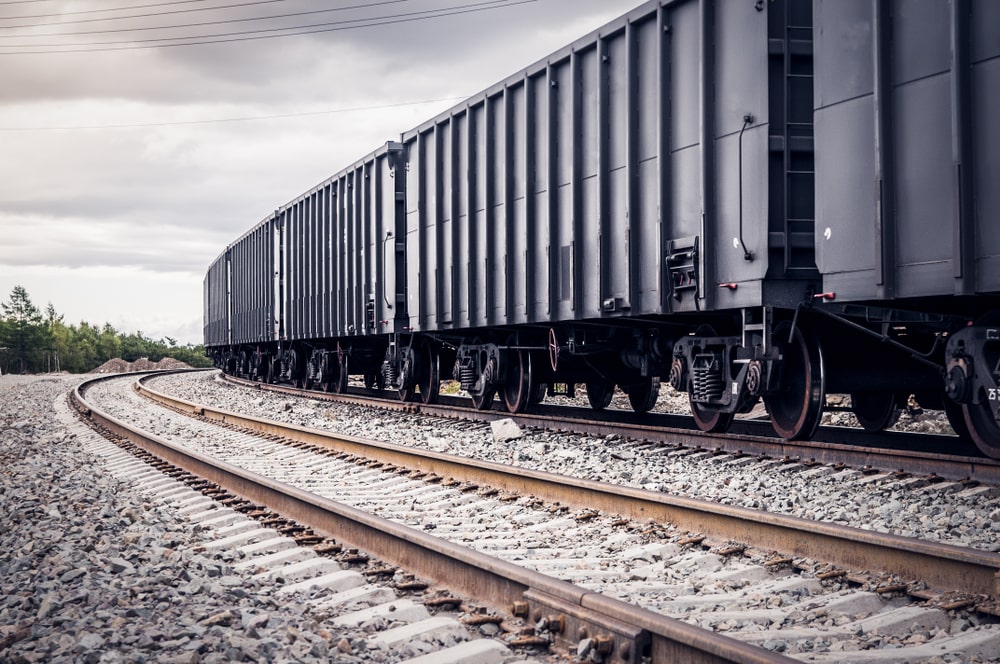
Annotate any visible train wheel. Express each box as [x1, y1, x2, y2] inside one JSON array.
[[397, 345, 417, 403], [962, 396, 1000, 459], [290, 351, 307, 389], [690, 402, 734, 433], [332, 351, 349, 394], [764, 321, 825, 440], [503, 344, 534, 414], [851, 392, 901, 432], [471, 388, 496, 410], [941, 397, 972, 440], [585, 381, 615, 411], [318, 354, 334, 392], [624, 377, 659, 414], [416, 337, 440, 405], [468, 337, 496, 410]]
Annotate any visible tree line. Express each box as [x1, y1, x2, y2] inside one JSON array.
[[0, 285, 212, 375]]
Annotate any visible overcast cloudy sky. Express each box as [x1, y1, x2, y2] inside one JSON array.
[[0, 0, 639, 345]]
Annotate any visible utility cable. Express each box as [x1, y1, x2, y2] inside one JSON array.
[[0, 0, 408, 36], [0, 0, 531, 53]]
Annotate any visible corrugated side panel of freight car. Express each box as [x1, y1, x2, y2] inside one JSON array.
[[203, 253, 229, 347], [814, 0, 1000, 301], [401, 0, 813, 334], [230, 220, 276, 345]]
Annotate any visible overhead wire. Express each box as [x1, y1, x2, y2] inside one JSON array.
[[0, 0, 295, 28], [0, 0, 409, 36], [0, 0, 533, 54]]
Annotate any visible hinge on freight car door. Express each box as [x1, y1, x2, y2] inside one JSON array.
[[666, 237, 699, 303]]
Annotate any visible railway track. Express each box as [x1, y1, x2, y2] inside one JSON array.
[[51, 390, 519, 663], [70, 370, 1000, 662], [220, 373, 1000, 486]]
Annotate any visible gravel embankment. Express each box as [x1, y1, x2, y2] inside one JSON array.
[[0, 375, 403, 663], [151, 372, 1000, 553]]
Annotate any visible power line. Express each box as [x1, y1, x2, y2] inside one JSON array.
[[0, 0, 290, 28], [0, 96, 467, 131], [0, 0, 533, 54], [0, 0, 409, 36]]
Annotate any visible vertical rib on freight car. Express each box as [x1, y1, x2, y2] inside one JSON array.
[[812, 0, 1000, 457]]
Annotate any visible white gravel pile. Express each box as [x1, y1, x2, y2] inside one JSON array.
[[151, 372, 1000, 553], [0, 375, 415, 664]]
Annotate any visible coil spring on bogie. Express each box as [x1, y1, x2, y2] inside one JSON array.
[[382, 361, 398, 387], [458, 362, 476, 392], [691, 352, 724, 403]]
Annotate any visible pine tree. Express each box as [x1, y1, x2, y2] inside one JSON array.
[[1, 285, 45, 373]]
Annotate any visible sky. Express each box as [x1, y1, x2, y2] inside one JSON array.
[[0, 0, 640, 346]]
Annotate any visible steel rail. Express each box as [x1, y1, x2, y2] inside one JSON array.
[[222, 372, 1000, 485], [138, 373, 1000, 600], [73, 372, 793, 664]]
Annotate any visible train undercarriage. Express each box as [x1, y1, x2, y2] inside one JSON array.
[[212, 306, 1000, 460]]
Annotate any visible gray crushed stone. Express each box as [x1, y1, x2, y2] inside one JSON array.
[[0, 375, 399, 663]]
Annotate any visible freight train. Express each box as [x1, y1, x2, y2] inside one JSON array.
[[205, 0, 1000, 458]]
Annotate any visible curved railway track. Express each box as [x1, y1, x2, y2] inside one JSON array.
[[71, 371, 1000, 663]]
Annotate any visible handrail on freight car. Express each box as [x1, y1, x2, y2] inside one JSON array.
[[737, 114, 755, 263], [382, 231, 394, 309]]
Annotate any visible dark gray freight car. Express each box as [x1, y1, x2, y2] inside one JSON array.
[[204, 0, 1000, 458]]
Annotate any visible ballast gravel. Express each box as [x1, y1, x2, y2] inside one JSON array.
[[0, 375, 444, 664], [151, 372, 1000, 553]]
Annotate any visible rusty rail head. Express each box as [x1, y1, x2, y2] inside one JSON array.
[[76, 373, 797, 664], [134, 373, 1000, 600]]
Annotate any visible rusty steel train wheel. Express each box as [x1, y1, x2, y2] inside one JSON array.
[[851, 392, 901, 432], [942, 397, 973, 441], [318, 354, 334, 393], [585, 381, 615, 411], [332, 350, 349, 394], [289, 350, 306, 389], [416, 337, 440, 405], [397, 345, 417, 403], [468, 337, 496, 410], [690, 401, 734, 434], [471, 387, 496, 411], [764, 321, 825, 440], [624, 377, 659, 414], [531, 382, 547, 405], [503, 343, 534, 414], [962, 397, 1000, 459], [959, 313, 1000, 459]]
